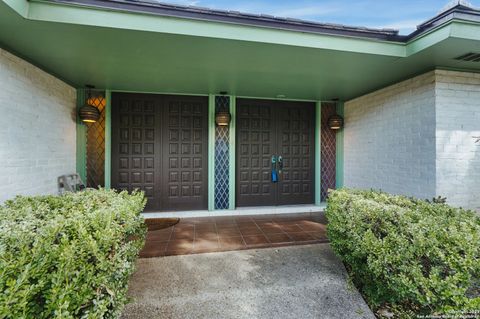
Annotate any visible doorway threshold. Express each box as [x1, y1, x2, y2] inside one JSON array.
[[142, 203, 327, 219]]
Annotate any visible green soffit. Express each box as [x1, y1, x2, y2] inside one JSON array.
[[1, 0, 480, 101]]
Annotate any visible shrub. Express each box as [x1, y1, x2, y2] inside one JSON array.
[[326, 189, 480, 317], [0, 189, 147, 319]]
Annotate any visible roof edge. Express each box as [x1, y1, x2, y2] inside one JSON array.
[[27, 0, 480, 44], [407, 4, 480, 40], [40, 0, 404, 41]]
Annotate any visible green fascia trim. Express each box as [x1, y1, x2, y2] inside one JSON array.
[[6, 1, 480, 66], [405, 23, 452, 56], [207, 94, 216, 211], [405, 20, 480, 56], [104, 90, 112, 189], [76, 88, 87, 183], [449, 20, 480, 41], [314, 101, 322, 206], [335, 102, 344, 189], [228, 96, 236, 210], [25, 0, 405, 57], [3, 0, 29, 16]]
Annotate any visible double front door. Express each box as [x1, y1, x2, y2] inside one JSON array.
[[111, 93, 208, 211], [236, 99, 315, 207]]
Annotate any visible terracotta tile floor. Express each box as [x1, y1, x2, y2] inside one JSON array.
[[140, 212, 328, 258]]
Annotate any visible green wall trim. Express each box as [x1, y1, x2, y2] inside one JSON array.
[[236, 95, 325, 103], [435, 66, 480, 74], [335, 102, 345, 189], [208, 94, 216, 211], [228, 96, 236, 210], [314, 101, 322, 206], [109, 89, 208, 97], [104, 90, 112, 189], [76, 88, 87, 183]]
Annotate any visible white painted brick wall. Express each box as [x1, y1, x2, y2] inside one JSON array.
[[344, 72, 437, 200], [344, 70, 480, 211], [435, 70, 480, 211], [0, 48, 76, 202]]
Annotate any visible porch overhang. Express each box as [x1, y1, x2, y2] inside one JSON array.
[[1, 0, 480, 100]]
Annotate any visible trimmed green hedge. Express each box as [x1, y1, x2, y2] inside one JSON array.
[[326, 189, 480, 317], [0, 189, 147, 319]]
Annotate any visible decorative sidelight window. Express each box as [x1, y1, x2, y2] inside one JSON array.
[[214, 96, 231, 209], [85, 92, 106, 188], [321, 103, 337, 201]]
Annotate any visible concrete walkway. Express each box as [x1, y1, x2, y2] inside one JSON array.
[[121, 244, 375, 319]]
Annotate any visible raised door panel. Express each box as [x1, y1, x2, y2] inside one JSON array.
[[235, 99, 315, 207], [276, 102, 315, 205], [112, 93, 208, 212], [111, 95, 160, 211], [236, 99, 276, 207], [161, 96, 208, 210]]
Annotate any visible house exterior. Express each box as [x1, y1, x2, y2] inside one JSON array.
[[0, 0, 479, 212]]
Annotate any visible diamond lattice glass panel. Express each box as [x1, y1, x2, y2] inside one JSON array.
[[214, 96, 230, 209], [86, 92, 106, 188], [321, 103, 337, 201]]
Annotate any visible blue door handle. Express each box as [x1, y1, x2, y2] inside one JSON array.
[[271, 155, 278, 183]]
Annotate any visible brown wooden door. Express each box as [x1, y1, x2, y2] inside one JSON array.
[[276, 103, 315, 205], [111, 93, 208, 211], [236, 99, 277, 207], [236, 99, 315, 207], [160, 95, 208, 211]]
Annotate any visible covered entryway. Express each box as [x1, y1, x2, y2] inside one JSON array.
[[236, 99, 315, 207], [111, 93, 208, 211]]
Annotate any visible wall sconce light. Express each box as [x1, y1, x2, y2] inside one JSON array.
[[215, 92, 231, 126], [78, 85, 100, 123], [328, 114, 344, 130], [215, 110, 231, 126]]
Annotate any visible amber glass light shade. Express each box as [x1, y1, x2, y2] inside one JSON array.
[[215, 110, 231, 126], [327, 114, 344, 130], [79, 104, 100, 123]]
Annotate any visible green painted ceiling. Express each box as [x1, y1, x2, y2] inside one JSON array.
[[1, 1, 480, 101]]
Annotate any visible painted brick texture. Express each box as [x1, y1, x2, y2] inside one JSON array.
[[344, 70, 480, 211], [344, 72, 437, 200], [0, 48, 76, 202], [435, 70, 480, 211]]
